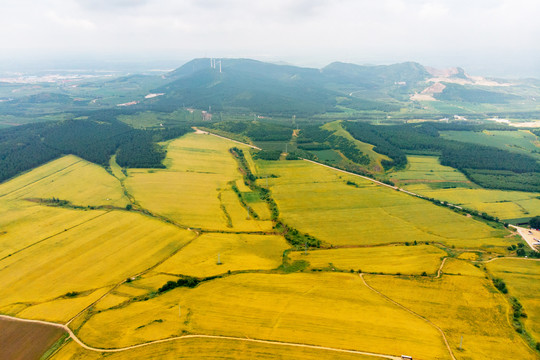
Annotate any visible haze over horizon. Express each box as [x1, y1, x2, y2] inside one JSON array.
[[1, 0, 539, 78]]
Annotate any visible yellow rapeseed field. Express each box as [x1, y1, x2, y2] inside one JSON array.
[[52, 337, 387, 360], [441, 258, 485, 277], [2, 130, 535, 360], [125, 133, 270, 231], [0, 201, 105, 259], [0, 155, 129, 207], [405, 185, 540, 221], [77, 272, 448, 359], [289, 244, 446, 274], [155, 233, 289, 277], [0, 210, 194, 320], [487, 258, 540, 342], [92, 293, 130, 312], [17, 287, 112, 323], [388, 155, 540, 220], [366, 273, 537, 360], [258, 160, 511, 249], [219, 189, 273, 231]]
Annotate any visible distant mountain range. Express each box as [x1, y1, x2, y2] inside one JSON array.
[[0, 57, 537, 120], [142, 58, 537, 116]]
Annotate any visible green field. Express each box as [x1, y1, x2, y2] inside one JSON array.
[[406, 184, 540, 221], [486, 259, 540, 342], [390, 155, 473, 187], [256, 159, 512, 249], [390, 155, 540, 220], [117, 109, 202, 128], [440, 130, 540, 159], [322, 121, 390, 171], [311, 149, 343, 163]]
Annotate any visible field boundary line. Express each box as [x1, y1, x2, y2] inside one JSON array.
[[66, 231, 202, 327], [302, 159, 399, 190], [483, 256, 540, 263], [0, 315, 400, 359], [0, 210, 111, 264], [0, 158, 83, 199], [359, 274, 456, 360]]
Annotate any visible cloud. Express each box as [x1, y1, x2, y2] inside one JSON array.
[[0, 0, 538, 76], [74, 0, 149, 11], [46, 10, 95, 30], [418, 2, 449, 19]]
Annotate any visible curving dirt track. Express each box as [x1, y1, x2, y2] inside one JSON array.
[[0, 315, 400, 359]]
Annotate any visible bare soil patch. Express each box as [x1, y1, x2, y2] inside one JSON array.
[[0, 317, 65, 360]]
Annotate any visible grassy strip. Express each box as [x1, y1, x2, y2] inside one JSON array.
[[229, 147, 321, 248], [230, 182, 259, 219], [40, 333, 70, 360], [487, 271, 540, 353], [217, 192, 233, 228]]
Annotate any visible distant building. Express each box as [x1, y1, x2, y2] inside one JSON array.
[[201, 111, 213, 121]]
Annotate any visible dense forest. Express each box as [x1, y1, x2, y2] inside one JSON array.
[[0, 115, 191, 183], [212, 120, 293, 142]]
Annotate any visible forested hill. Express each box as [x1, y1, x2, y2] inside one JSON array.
[[152, 59, 338, 116], [145, 58, 418, 115], [321, 61, 431, 89], [0, 115, 191, 183]]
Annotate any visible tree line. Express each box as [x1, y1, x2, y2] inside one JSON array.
[[343, 121, 540, 192]]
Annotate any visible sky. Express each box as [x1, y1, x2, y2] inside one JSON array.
[[1, 0, 539, 77]]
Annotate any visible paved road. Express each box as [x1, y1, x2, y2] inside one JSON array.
[[509, 225, 540, 252]]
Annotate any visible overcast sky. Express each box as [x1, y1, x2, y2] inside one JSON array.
[[1, 0, 539, 77]]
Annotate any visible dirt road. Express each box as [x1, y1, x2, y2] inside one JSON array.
[[0, 315, 400, 359], [359, 274, 456, 360], [192, 127, 262, 150]]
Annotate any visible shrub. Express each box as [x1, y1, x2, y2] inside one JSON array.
[[492, 278, 508, 293]]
